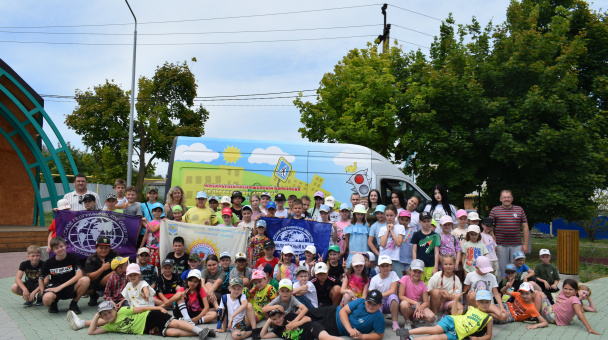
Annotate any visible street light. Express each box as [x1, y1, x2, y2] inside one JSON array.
[[125, 0, 137, 187]]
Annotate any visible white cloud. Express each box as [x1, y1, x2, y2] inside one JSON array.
[[175, 143, 220, 162], [248, 146, 295, 165], [333, 149, 370, 167]]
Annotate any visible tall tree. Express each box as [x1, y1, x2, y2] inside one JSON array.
[[66, 61, 209, 194]]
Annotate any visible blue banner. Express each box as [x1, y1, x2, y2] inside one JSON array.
[[55, 210, 142, 260], [262, 217, 331, 262]]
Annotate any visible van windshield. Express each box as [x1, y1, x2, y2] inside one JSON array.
[[380, 179, 428, 213]]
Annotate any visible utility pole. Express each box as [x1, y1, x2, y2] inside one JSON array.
[[125, 0, 137, 187], [376, 4, 391, 54]]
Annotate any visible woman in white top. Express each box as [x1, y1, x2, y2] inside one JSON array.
[[424, 184, 457, 230], [390, 189, 407, 214]]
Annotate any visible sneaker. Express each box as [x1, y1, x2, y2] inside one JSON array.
[[179, 317, 195, 325], [68, 301, 81, 315], [207, 328, 217, 338], [66, 311, 85, 330], [523, 317, 539, 324], [198, 328, 210, 340], [396, 328, 412, 340], [88, 296, 98, 307], [251, 328, 260, 340], [48, 301, 59, 313], [35, 294, 43, 306], [403, 320, 412, 330], [23, 300, 34, 307]]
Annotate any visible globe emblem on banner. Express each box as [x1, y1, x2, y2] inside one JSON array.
[[64, 215, 126, 254], [274, 226, 314, 260]]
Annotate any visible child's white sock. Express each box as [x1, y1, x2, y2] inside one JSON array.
[[197, 316, 205, 324], [192, 325, 204, 334], [178, 303, 191, 321]]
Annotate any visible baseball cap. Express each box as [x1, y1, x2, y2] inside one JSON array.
[[145, 186, 158, 193], [410, 259, 425, 272], [352, 254, 365, 266], [196, 191, 207, 199], [504, 264, 517, 273], [150, 202, 164, 211], [378, 255, 392, 265], [105, 192, 117, 200], [187, 269, 202, 280], [513, 251, 526, 260], [339, 203, 351, 211], [162, 259, 175, 267], [96, 236, 111, 246], [208, 195, 219, 202], [229, 277, 244, 287], [440, 215, 454, 225], [256, 219, 267, 228], [468, 211, 481, 221], [261, 192, 271, 198], [282, 245, 295, 255], [235, 253, 247, 261], [267, 201, 277, 210], [419, 211, 432, 220], [242, 205, 252, 212], [314, 191, 325, 199], [325, 196, 336, 208], [263, 240, 275, 249], [481, 217, 494, 226], [353, 204, 367, 214], [82, 193, 96, 202], [189, 253, 201, 262], [137, 247, 150, 255], [366, 290, 383, 305], [97, 301, 115, 313], [518, 282, 534, 292], [275, 193, 286, 201], [252, 269, 266, 280], [476, 290, 492, 301], [278, 279, 293, 290], [56, 199, 71, 210], [263, 263, 274, 276], [364, 251, 376, 262], [221, 207, 232, 216], [373, 205, 386, 216], [219, 252, 231, 260], [467, 225, 481, 234], [220, 196, 231, 204], [539, 249, 551, 256], [295, 265, 308, 275], [399, 210, 412, 218], [126, 263, 141, 275], [319, 204, 330, 213], [172, 205, 183, 213], [304, 245, 316, 254], [475, 256, 493, 274], [111, 256, 129, 270], [314, 262, 328, 274], [328, 244, 340, 253], [232, 191, 243, 199], [456, 209, 468, 218]]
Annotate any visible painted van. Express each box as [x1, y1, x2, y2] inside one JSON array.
[[167, 137, 430, 209]]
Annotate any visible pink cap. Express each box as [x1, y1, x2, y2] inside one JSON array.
[[475, 256, 493, 274], [398, 210, 411, 218], [456, 209, 468, 218], [126, 263, 141, 275], [252, 269, 266, 280], [439, 215, 454, 225], [314, 191, 325, 199]]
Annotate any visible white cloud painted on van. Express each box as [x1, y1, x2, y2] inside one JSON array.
[[248, 146, 295, 165], [175, 143, 220, 163], [333, 150, 371, 167]]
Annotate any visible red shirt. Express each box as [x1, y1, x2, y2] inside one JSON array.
[[489, 205, 527, 246], [254, 256, 279, 270], [48, 219, 56, 238]]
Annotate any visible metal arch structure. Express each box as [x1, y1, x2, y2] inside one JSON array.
[[0, 58, 78, 226]]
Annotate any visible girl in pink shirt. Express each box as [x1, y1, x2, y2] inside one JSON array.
[[540, 279, 599, 335], [339, 253, 370, 307]]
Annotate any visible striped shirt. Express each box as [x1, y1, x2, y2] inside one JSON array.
[[489, 205, 527, 246], [63, 190, 102, 211]]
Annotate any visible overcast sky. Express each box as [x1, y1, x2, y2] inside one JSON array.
[[2, 0, 566, 178]]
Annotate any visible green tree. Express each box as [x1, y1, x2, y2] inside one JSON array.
[[66, 61, 209, 194], [295, 0, 608, 224], [579, 189, 608, 242], [41, 142, 95, 183]]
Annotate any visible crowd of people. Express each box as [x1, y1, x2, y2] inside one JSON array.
[[9, 174, 601, 339]]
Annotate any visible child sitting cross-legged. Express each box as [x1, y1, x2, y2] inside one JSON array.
[[11, 245, 44, 307], [369, 255, 400, 328], [155, 259, 183, 308], [174, 269, 218, 325], [339, 253, 370, 307], [248, 269, 278, 321], [121, 263, 155, 307], [215, 277, 259, 340], [427, 254, 463, 319], [398, 259, 436, 331], [103, 256, 129, 305], [137, 247, 158, 289]]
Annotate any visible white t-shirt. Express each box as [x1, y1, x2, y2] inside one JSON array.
[[369, 271, 400, 293], [377, 224, 406, 261], [219, 294, 248, 327], [427, 271, 462, 295], [121, 280, 155, 307], [293, 281, 318, 308], [410, 211, 421, 232], [424, 204, 457, 226], [275, 209, 289, 218], [315, 211, 340, 223], [464, 271, 498, 292]]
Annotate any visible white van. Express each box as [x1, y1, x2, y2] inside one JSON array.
[[167, 137, 430, 208]]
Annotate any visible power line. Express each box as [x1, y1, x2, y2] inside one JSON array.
[[0, 4, 383, 29], [40, 94, 316, 102], [390, 4, 444, 22], [0, 24, 381, 36], [391, 37, 430, 49], [41, 89, 317, 100], [392, 24, 434, 37], [0, 35, 376, 46]]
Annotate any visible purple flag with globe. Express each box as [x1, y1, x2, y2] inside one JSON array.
[[262, 217, 331, 263], [55, 210, 142, 259]]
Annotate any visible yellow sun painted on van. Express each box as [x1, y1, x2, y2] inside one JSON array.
[[223, 146, 242, 164]]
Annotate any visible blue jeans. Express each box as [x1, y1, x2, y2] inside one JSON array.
[[295, 295, 315, 310]]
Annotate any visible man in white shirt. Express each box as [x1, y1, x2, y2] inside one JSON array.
[[63, 174, 101, 211]]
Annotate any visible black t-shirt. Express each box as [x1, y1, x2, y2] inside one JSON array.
[[311, 276, 339, 307], [19, 260, 45, 284], [327, 261, 344, 282], [271, 312, 314, 340], [165, 252, 189, 276], [157, 273, 183, 294], [84, 249, 119, 282], [411, 230, 438, 267], [231, 207, 243, 220], [43, 253, 81, 286]]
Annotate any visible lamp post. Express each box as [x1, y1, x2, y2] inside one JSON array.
[[125, 0, 137, 187]]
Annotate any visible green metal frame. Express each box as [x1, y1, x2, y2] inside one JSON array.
[[0, 65, 78, 225]]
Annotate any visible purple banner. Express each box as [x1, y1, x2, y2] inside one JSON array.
[[55, 210, 141, 260]]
